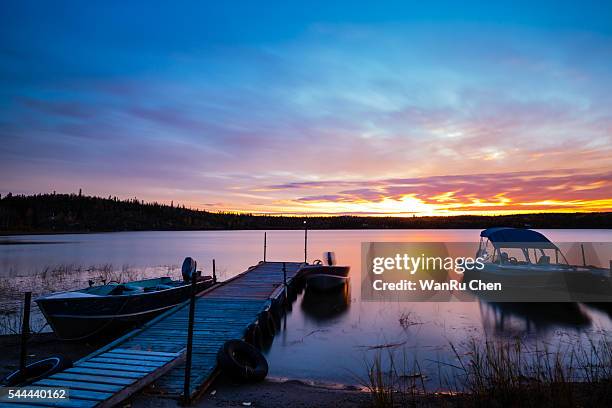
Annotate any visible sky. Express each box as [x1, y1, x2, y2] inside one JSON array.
[[1, 1, 611, 216]]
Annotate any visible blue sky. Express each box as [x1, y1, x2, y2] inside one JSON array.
[[1, 1, 611, 214]]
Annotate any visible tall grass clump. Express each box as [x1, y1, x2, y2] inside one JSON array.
[[449, 337, 612, 407], [361, 337, 611, 407], [359, 347, 427, 408]]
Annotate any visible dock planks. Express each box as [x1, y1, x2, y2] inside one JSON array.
[[0, 348, 182, 407], [0, 262, 304, 407]]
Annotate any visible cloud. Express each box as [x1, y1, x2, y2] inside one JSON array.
[[279, 168, 612, 214], [1, 19, 611, 215]]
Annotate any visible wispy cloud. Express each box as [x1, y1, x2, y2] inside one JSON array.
[[257, 169, 612, 215], [1, 6, 611, 215]]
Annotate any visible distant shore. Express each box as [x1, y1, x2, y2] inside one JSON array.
[[1, 193, 611, 234], [2, 221, 611, 237]]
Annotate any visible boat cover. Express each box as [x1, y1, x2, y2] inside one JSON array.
[[480, 228, 557, 249]]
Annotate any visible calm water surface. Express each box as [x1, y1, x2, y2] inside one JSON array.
[[1, 229, 611, 388]]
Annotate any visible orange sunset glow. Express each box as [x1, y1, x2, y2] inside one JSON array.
[[201, 169, 612, 216]]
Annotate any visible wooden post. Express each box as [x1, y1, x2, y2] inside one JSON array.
[[183, 266, 197, 405], [283, 262, 287, 303], [609, 260, 611, 279], [581, 244, 586, 267], [283, 262, 287, 287], [304, 220, 308, 264], [20, 292, 32, 372], [212, 259, 217, 283], [263, 232, 267, 262]]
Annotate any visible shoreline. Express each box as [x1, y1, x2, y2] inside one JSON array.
[[132, 378, 374, 408], [3, 332, 611, 407]]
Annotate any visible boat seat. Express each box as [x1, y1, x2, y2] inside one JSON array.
[[123, 284, 144, 292], [109, 284, 144, 295], [537, 255, 551, 265]]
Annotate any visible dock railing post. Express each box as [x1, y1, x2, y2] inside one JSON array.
[[263, 232, 267, 262], [183, 266, 197, 405], [304, 220, 308, 264], [20, 292, 31, 372], [212, 259, 217, 283], [283, 262, 287, 303]]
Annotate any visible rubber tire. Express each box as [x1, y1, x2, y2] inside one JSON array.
[[288, 286, 298, 302], [245, 323, 264, 350], [270, 306, 283, 326], [1, 355, 72, 387], [259, 312, 277, 338], [217, 340, 268, 382]]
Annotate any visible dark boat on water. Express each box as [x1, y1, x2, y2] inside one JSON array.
[[299, 252, 350, 291], [36, 257, 214, 340]]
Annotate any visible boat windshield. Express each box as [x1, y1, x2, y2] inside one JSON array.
[[477, 238, 568, 266]]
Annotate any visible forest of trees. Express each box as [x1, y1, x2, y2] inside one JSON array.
[[0, 192, 610, 233]]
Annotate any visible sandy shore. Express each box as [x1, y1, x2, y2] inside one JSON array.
[[132, 378, 372, 408]]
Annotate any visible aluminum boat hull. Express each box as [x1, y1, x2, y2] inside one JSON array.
[[300, 265, 350, 292], [36, 278, 213, 340]]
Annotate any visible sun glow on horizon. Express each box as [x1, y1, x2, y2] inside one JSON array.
[[195, 189, 612, 217], [204, 169, 611, 216]]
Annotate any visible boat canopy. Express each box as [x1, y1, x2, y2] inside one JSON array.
[[480, 227, 558, 249]]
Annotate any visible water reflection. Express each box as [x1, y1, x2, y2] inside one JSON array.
[[584, 302, 612, 319], [301, 282, 351, 322], [479, 300, 591, 334]]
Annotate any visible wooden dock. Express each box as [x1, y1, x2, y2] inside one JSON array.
[[0, 261, 304, 407]]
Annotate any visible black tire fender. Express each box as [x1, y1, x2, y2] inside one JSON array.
[[217, 339, 268, 382], [244, 323, 263, 350], [258, 311, 277, 338], [1, 355, 72, 387], [270, 306, 282, 326]]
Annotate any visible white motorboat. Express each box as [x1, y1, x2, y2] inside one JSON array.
[[464, 228, 611, 302]]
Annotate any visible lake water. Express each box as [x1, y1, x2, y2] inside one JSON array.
[[1, 229, 611, 389]]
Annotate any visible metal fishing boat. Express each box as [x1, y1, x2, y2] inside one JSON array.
[[36, 257, 214, 340], [300, 252, 350, 291]]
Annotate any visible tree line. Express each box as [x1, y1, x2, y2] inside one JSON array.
[[0, 192, 610, 233]]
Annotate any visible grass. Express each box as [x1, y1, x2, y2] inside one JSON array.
[[359, 347, 427, 408], [361, 336, 612, 407], [451, 337, 612, 406]]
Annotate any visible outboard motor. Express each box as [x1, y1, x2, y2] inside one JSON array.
[[182, 257, 197, 282], [325, 252, 336, 266]]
